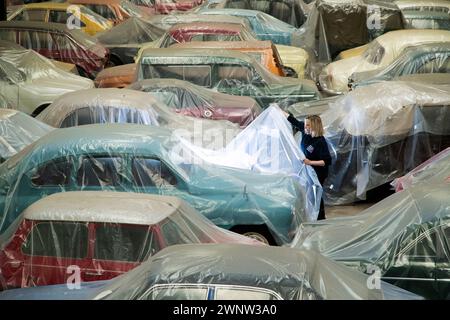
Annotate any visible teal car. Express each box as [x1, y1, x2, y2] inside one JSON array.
[[350, 42, 450, 88], [0, 124, 306, 245], [194, 8, 302, 46], [137, 48, 319, 109], [402, 10, 450, 30]]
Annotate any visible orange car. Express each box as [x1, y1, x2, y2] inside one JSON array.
[[95, 63, 136, 88]]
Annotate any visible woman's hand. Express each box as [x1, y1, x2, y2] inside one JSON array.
[[303, 158, 312, 165]]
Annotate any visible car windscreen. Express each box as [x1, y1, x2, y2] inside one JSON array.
[[363, 40, 386, 65]]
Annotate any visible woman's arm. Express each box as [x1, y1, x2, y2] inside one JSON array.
[[284, 111, 304, 133], [303, 159, 325, 166]]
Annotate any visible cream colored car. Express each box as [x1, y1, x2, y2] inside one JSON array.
[[319, 29, 450, 95]]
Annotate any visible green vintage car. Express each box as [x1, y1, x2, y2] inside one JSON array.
[[0, 124, 306, 245], [292, 175, 450, 299], [136, 48, 320, 109]]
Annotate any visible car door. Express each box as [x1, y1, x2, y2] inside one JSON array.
[[382, 224, 446, 299], [436, 223, 450, 299], [21, 220, 90, 287]]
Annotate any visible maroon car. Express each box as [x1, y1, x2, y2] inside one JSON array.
[[127, 78, 262, 127], [0, 21, 109, 78]]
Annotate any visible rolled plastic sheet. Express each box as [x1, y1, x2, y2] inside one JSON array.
[[0, 192, 261, 289], [392, 147, 450, 192], [0, 244, 421, 299], [127, 78, 262, 127], [291, 176, 450, 299], [0, 123, 309, 247], [0, 109, 53, 163]]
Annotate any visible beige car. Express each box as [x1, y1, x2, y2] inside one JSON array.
[[319, 29, 450, 95]]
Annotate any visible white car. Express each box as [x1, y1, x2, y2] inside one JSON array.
[[319, 29, 450, 95], [0, 47, 94, 116]]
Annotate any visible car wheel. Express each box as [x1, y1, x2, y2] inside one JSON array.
[[241, 231, 270, 245], [230, 225, 277, 246]]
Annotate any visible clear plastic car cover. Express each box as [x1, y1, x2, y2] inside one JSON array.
[[0, 21, 109, 78], [0, 124, 309, 246], [291, 177, 450, 299], [318, 81, 450, 204], [36, 88, 241, 146], [78, 244, 421, 300], [402, 10, 450, 30], [96, 17, 165, 45], [392, 147, 450, 192], [137, 48, 319, 109], [318, 29, 450, 94], [0, 109, 52, 163], [0, 192, 261, 289], [127, 78, 262, 127], [349, 43, 450, 87]]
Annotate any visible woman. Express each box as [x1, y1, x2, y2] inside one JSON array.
[[285, 112, 331, 220]]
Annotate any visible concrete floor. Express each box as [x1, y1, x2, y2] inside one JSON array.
[[325, 202, 375, 219]]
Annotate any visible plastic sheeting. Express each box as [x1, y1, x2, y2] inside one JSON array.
[[317, 81, 450, 204], [0, 243, 420, 300], [94, 63, 136, 88], [318, 29, 450, 95], [137, 48, 320, 109], [0, 46, 94, 115], [0, 109, 52, 163], [291, 176, 450, 299], [402, 10, 450, 30], [349, 42, 450, 88], [0, 21, 109, 79], [392, 147, 450, 192], [0, 192, 261, 289], [127, 79, 262, 127]]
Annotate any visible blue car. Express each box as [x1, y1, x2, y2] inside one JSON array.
[[195, 8, 301, 46]]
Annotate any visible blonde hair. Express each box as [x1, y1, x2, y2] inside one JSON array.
[[306, 115, 324, 137]]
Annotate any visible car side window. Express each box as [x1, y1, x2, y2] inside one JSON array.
[[143, 285, 209, 300], [217, 64, 253, 86], [144, 65, 212, 88], [416, 55, 450, 74], [19, 9, 47, 21], [94, 223, 160, 262], [77, 156, 125, 187], [215, 287, 281, 300], [22, 221, 88, 259], [159, 218, 197, 246], [0, 29, 17, 43], [86, 4, 117, 20], [30, 158, 72, 187], [400, 227, 443, 262], [132, 157, 177, 187], [48, 10, 72, 24]]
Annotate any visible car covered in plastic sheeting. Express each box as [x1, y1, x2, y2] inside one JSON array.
[[194, 8, 303, 46], [67, 0, 150, 25], [0, 21, 109, 79], [0, 43, 94, 116], [213, 0, 310, 28], [95, 17, 165, 66], [137, 48, 319, 109], [129, 0, 204, 14], [314, 81, 450, 205], [319, 29, 450, 95], [0, 124, 309, 245], [36, 88, 241, 139], [94, 63, 136, 88], [170, 40, 293, 77], [7, 2, 114, 36], [0, 109, 52, 164], [127, 79, 262, 127], [392, 147, 450, 192], [0, 244, 423, 300], [292, 175, 450, 299], [349, 42, 450, 89], [0, 191, 261, 290]]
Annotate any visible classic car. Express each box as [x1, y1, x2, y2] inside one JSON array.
[[319, 29, 450, 95], [127, 79, 262, 127], [67, 0, 150, 25], [7, 2, 113, 35], [95, 17, 165, 66], [194, 8, 303, 46], [94, 63, 136, 88], [136, 22, 309, 77], [349, 42, 450, 89], [0, 191, 260, 289], [170, 40, 294, 77], [0, 244, 422, 300], [292, 173, 450, 299], [137, 48, 319, 108], [0, 124, 307, 245], [129, 0, 203, 14], [0, 43, 94, 115], [0, 109, 52, 163], [0, 21, 110, 78]]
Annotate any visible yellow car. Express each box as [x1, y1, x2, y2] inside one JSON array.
[[7, 2, 113, 36]]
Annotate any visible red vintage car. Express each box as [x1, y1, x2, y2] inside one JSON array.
[[0, 21, 109, 78], [0, 191, 261, 289], [130, 0, 204, 14]]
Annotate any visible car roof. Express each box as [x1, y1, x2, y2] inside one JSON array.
[[0, 21, 68, 32], [69, 0, 123, 5], [22, 2, 74, 10], [377, 29, 450, 48], [402, 9, 450, 19], [22, 191, 183, 225], [170, 40, 273, 50], [168, 22, 244, 33]]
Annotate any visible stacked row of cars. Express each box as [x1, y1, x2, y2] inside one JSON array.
[[0, 0, 449, 300]]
